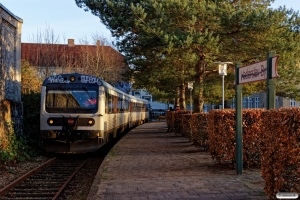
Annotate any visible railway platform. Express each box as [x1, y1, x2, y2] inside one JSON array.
[[88, 121, 268, 200]]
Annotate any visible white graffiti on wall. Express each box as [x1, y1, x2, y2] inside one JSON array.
[[81, 75, 102, 85], [47, 75, 70, 83]]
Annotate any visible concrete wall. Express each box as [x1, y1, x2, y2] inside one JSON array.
[[0, 4, 23, 136], [0, 4, 22, 101]]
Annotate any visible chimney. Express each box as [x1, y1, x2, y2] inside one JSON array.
[[68, 39, 75, 47], [96, 40, 100, 46]]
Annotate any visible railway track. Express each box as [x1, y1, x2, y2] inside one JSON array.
[[0, 156, 91, 200]]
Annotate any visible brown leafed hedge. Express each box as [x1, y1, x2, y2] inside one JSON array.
[[166, 110, 190, 136], [206, 109, 264, 167], [260, 108, 300, 199], [166, 108, 300, 199], [166, 111, 208, 150], [190, 113, 209, 151], [206, 109, 236, 164]]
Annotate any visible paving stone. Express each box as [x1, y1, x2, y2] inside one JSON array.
[[87, 121, 268, 200]]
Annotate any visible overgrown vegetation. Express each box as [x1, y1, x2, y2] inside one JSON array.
[[22, 92, 43, 155], [21, 60, 44, 156], [0, 122, 31, 163], [0, 61, 43, 165]]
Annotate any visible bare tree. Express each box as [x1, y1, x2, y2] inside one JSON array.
[[22, 24, 68, 78], [22, 28, 127, 84], [77, 33, 126, 84]]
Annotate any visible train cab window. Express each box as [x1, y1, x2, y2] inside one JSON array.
[[72, 91, 97, 108], [46, 91, 79, 108], [45, 84, 98, 113]]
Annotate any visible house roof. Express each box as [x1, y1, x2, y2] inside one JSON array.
[[21, 39, 125, 68], [0, 3, 23, 23]]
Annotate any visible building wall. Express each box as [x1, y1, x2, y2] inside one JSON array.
[[0, 4, 22, 101], [0, 4, 23, 135], [224, 92, 300, 111], [132, 89, 173, 111]]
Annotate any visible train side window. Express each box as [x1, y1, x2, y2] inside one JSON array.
[[129, 101, 132, 112], [108, 93, 113, 114], [118, 96, 123, 113], [131, 101, 137, 112], [145, 103, 149, 112], [113, 96, 118, 113], [105, 91, 108, 113], [137, 103, 141, 112], [123, 97, 128, 112], [124, 98, 129, 112]]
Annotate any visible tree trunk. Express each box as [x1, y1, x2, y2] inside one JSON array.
[[179, 81, 186, 110], [193, 54, 206, 113]]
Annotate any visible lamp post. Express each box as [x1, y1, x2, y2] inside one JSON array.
[[187, 81, 194, 114], [214, 62, 233, 109]]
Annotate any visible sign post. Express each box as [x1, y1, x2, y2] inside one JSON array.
[[267, 51, 277, 109], [235, 63, 243, 175], [235, 51, 279, 175]]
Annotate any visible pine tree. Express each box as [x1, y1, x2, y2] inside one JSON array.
[[76, 0, 300, 111]]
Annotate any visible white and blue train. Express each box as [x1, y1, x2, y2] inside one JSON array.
[[40, 73, 149, 153]]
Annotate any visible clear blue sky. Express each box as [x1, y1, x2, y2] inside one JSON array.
[[1, 0, 112, 44], [0, 0, 298, 44]]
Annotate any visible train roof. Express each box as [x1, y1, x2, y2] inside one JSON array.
[[42, 73, 148, 103]]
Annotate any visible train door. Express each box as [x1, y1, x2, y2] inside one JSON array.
[[113, 95, 118, 138], [129, 101, 133, 128], [98, 87, 106, 143]]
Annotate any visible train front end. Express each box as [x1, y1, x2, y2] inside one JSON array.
[[40, 73, 105, 153]]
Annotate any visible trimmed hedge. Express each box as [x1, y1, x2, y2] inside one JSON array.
[[207, 109, 263, 168], [167, 108, 300, 199], [166, 111, 208, 150], [260, 108, 300, 199]]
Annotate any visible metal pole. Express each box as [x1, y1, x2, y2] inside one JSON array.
[[235, 63, 243, 175], [190, 89, 192, 114], [222, 75, 224, 109], [266, 51, 276, 110]]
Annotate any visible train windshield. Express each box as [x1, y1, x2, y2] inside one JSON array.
[[45, 84, 98, 113]]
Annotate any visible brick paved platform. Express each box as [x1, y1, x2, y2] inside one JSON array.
[[87, 121, 268, 200]]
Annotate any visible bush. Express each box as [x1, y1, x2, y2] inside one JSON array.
[[190, 113, 208, 151], [171, 108, 300, 199], [260, 108, 300, 199], [206, 109, 264, 168], [22, 92, 44, 155], [0, 122, 31, 163]]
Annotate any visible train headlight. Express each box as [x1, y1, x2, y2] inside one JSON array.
[[88, 119, 95, 126], [48, 119, 54, 125], [70, 76, 76, 82]]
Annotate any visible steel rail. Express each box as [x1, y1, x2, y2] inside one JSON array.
[[0, 157, 57, 196], [52, 157, 91, 200]]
